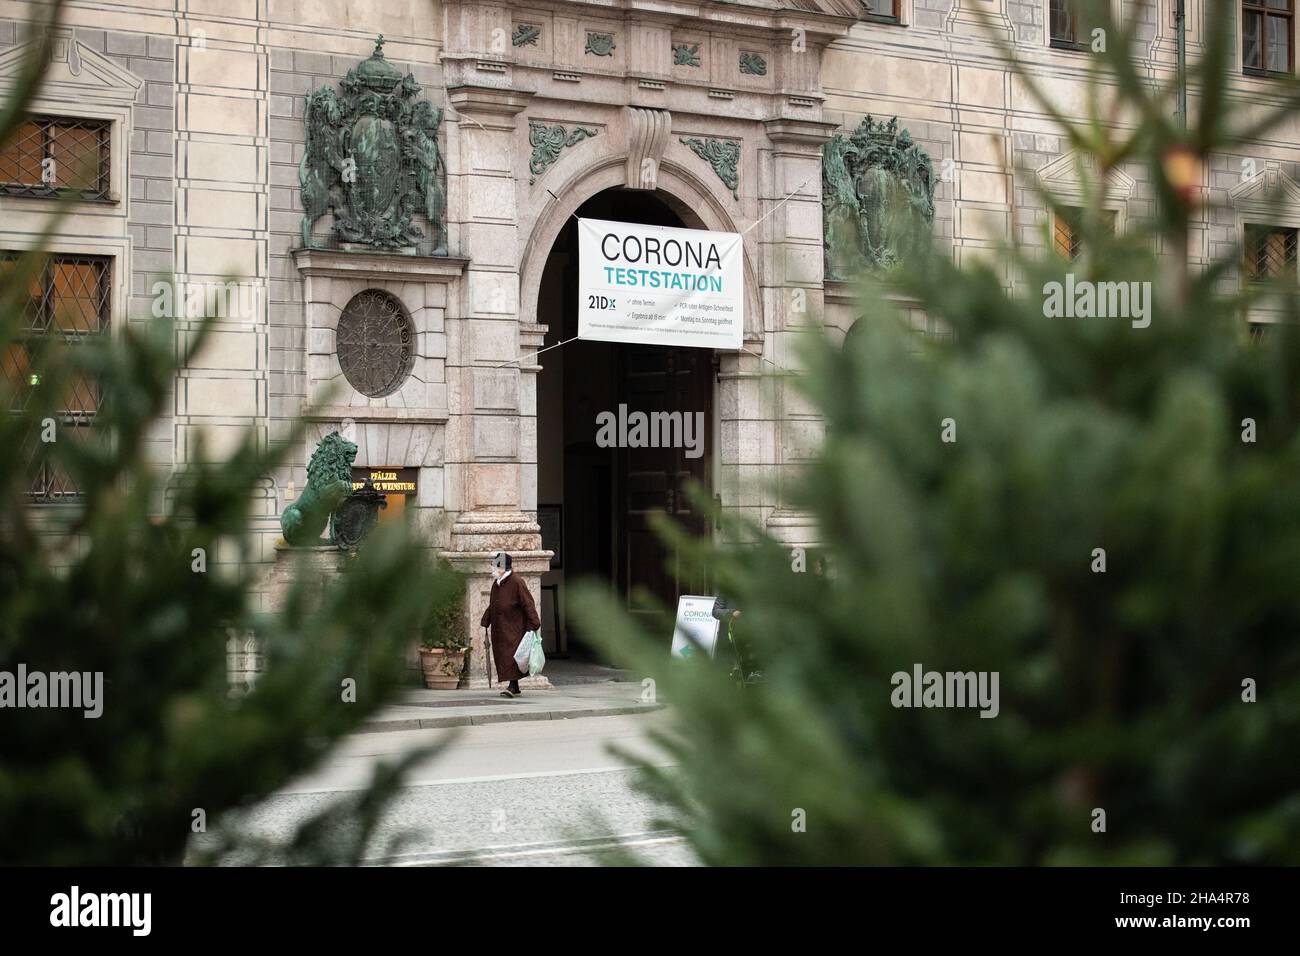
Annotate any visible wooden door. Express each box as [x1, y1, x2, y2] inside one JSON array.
[[617, 344, 713, 628]]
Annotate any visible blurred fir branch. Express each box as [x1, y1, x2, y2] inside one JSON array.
[[0, 3, 462, 865], [571, 0, 1300, 864]]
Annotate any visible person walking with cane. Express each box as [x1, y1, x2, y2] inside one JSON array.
[[479, 551, 540, 699]]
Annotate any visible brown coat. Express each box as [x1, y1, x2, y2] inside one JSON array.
[[479, 572, 541, 682]]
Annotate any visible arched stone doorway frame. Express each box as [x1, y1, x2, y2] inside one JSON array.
[[517, 151, 763, 657], [517, 153, 764, 342]]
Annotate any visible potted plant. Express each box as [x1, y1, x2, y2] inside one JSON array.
[[418, 559, 469, 689]]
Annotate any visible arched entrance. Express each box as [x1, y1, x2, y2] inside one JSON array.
[[536, 188, 715, 658]]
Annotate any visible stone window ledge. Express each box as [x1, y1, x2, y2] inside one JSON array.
[[301, 404, 448, 425]]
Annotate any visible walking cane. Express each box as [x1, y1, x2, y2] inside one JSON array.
[[483, 625, 493, 688]]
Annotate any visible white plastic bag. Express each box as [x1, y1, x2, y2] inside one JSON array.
[[528, 631, 546, 676], [514, 630, 538, 672]]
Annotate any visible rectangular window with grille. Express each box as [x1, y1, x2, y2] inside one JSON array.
[[1243, 0, 1295, 75], [1244, 224, 1298, 281], [0, 115, 111, 201], [1, 253, 111, 502], [1050, 0, 1084, 50], [1054, 208, 1117, 261]]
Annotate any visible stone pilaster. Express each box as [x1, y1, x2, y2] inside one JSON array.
[[750, 118, 837, 548], [172, 13, 273, 566], [443, 83, 551, 684], [444, 83, 535, 546]]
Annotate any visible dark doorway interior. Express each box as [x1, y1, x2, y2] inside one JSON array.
[[536, 189, 714, 660]]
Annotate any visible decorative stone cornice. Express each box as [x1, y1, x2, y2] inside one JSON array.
[[445, 0, 857, 44], [1036, 150, 1136, 206], [0, 28, 143, 104], [764, 509, 821, 549], [446, 85, 534, 118], [448, 511, 545, 551], [1229, 160, 1300, 226], [292, 247, 469, 282], [763, 117, 839, 149], [441, 1, 850, 124], [301, 405, 450, 425], [519, 322, 549, 371], [441, 548, 552, 570]]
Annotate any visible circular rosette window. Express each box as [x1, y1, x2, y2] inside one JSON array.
[[336, 289, 415, 398]]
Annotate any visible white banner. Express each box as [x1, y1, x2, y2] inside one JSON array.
[[578, 218, 744, 350]]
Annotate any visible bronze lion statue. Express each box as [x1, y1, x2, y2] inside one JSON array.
[[280, 431, 358, 546]]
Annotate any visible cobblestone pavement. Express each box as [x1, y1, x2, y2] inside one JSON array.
[[211, 712, 700, 866]]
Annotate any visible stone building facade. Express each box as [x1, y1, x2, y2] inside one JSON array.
[[2, 0, 1297, 684]]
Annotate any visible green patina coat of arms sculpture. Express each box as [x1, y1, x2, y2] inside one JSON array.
[[822, 116, 936, 278], [299, 36, 447, 255], [281, 432, 358, 546]]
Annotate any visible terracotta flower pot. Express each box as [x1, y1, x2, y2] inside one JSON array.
[[419, 647, 466, 690]]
